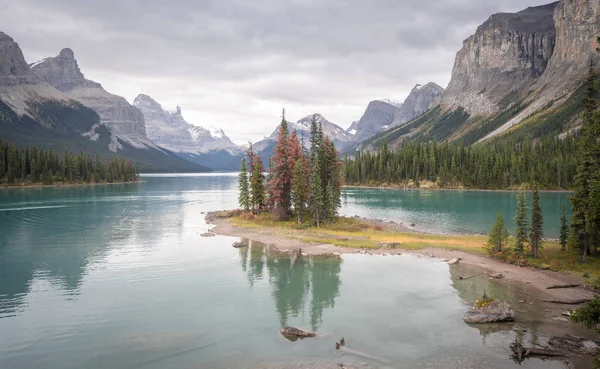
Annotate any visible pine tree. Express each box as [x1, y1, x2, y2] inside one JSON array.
[[560, 204, 569, 251], [292, 157, 308, 224], [238, 157, 250, 211], [530, 185, 543, 258], [514, 189, 529, 256], [487, 212, 509, 255]]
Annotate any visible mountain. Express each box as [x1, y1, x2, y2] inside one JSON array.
[[392, 83, 444, 126], [30, 48, 149, 139], [253, 113, 352, 161], [347, 100, 402, 142], [133, 94, 243, 170], [360, 1, 598, 151], [347, 83, 444, 144], [0, 32, 208, 173]]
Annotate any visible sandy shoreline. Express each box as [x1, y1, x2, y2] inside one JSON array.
[[207, 213, 594, 307]]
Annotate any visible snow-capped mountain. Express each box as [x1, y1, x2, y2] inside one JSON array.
[[133, 94, 243, 170], [253, 113, 353, 162]]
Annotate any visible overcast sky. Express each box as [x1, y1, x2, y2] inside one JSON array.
[[1, 0, 553, 144]]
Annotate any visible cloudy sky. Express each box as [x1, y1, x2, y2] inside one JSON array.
[[1, 0, 552, 143]]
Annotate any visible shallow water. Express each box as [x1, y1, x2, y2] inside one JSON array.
[[0, 174, 581, 368]]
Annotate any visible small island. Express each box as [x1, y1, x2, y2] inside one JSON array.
[[0, 138, 139, 188]]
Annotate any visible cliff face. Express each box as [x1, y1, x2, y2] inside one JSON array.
[[442, 3, 558, 114], [0, 32, 40, 86], [534, 0, 600, 97], [31, 49, 147, 137]]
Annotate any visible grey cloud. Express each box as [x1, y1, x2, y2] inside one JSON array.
[[0, 0, 554, 142]]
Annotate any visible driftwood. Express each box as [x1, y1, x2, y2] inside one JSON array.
[[335, 338, 391, 364], [542, 299, 592, 305], [546, 284, 581, 289], [290, 248, 301, 270], [459, 272, 483, 280], [447, 257, 461, 265], [510, 340, 566, 364]]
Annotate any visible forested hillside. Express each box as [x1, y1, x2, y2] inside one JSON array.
[[0, 138, 138, 186]]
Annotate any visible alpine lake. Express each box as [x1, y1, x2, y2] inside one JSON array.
[[0, 174, 591, 369]]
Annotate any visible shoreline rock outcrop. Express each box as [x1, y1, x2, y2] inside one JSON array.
[[464, 300, 515, 324]]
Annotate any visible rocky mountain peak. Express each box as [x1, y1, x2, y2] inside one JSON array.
[[350, 100, 402, 141], [392, 82, 444, 127], [59, 48, 75, 59], [0, 31, 41, 85], [30, 48, 101, 92]]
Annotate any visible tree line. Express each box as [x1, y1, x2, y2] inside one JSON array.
[[0, 138, 139, 185], [239, 112, 342, 226], [343, 136, 577, 190]]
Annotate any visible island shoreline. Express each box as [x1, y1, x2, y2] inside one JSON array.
[[206, 211, 594, 309]]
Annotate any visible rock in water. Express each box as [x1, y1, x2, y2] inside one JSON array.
[[280, 326, 316, 342], [464, 300, 515, 324]]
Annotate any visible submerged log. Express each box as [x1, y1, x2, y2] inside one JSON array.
[[546, 284, 581, 289], [290, 248, 301, 270], [335, 338, 391, 364], [447, 257, 461, 265], [459, 272, 483, 280], [542, 299, 592, 305], [510, 340, 566, 364]]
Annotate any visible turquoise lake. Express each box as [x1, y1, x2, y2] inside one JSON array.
[[0, 174, 582, 368]]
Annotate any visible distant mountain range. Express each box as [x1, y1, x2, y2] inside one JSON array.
[[133, 94, 243, 170], [0, 0, 597, 170]]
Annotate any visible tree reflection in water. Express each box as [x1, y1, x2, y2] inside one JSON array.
[[237, 239, 341, 331]]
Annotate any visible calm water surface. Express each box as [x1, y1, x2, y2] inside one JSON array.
[[0, 174, 578, 368], [341, 187, 571, 237]]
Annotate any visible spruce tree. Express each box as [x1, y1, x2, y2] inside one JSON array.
[[292, 157, 308, 224], [325, 181, 336, 221], [248, 145, 266, 214], [267, 110, 293, 217], [311, 153, 323, 227], [238, 157, 250, 211], [514, 189, 529, 256], [530, 185, 543, 258], [487, 212, 509, 255], [560, 204, 569, 251]]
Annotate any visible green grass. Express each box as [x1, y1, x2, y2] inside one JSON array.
[[224, 211, 489, 253]]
